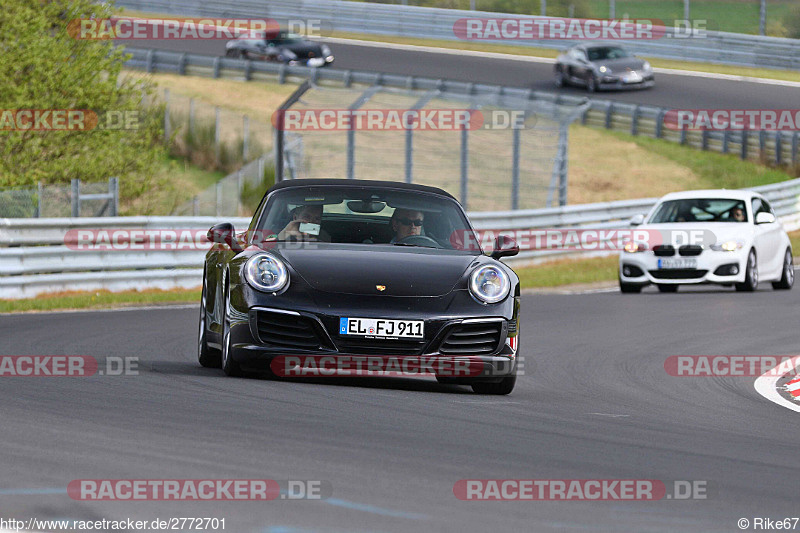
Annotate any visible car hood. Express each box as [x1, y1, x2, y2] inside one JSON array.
[[594, 57, 645, 72], [637, 222, 754, 247], [274, 245, 480, 297]]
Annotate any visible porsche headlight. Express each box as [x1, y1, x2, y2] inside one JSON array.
[[599, 65, 609, 73], [642, 61, 651, 72], [321, 44, 331, 56], [469, 265, 510, 304], [245, 254, 288, 292], [710, 240, 744, 252]]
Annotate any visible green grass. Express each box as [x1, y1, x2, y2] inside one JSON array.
[[790, 229, 800, 254], [515, 256, 619, 288], [0, 289, 201, 314], [602, 129, 797, 189], [585, 0, 794, 35]]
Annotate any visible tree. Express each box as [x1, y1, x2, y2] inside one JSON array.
[[0, 0, 164, 188]]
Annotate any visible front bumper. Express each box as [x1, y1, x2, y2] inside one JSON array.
[[619, 248, 748, 286], [225, 291, 519, 380], [598, 73, 654, 91]]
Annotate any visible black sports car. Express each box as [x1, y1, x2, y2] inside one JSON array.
[[198, 179, 521, 394], [554, 43, 654, 92], [225, 30, 334, 67]]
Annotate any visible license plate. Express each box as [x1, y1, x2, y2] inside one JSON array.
[[340, 317, 424, 339], [658, 258, 697, 269], [623, 73, 641, 83]]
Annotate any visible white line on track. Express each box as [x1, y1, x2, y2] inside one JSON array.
[[754, 361, 800, 413], [322, 36, 800, 87]]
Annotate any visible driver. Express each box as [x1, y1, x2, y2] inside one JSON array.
[[390, 208, 424, 243], [731, 206, 745, 222]]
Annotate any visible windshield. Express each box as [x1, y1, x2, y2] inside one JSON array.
[[255, 185, 478, 251], [649, 198, 748, 223], [587, 46, 632, 61]]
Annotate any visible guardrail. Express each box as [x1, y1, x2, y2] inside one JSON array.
[[115, 0, 800, 70], [2, 178, 799, 298], [123, 47, 800, 169]]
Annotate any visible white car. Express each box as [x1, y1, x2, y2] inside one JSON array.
[[619, 190, 794, 293]]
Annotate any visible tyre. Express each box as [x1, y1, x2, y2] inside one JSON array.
[[472, 374, 516, 395], [735, 250, 758, 292], [657, 284, 678, 293], [198, 270, 221, 368], [554, 67, 566, 88], [220, 279, 243, 377], [586, 74, 598, 92], [772, 248, 794, 290], [619, 277, 642, 293]]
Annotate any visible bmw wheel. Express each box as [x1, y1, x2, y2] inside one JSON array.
[[735, 250, 758, 292], [772, 249, 794, 290]]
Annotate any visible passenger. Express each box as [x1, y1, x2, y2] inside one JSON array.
[[277, 204, 331, 241]]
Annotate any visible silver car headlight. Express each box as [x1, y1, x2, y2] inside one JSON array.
[[321, 44, 331, 56], [642, 61, 651, 72], [469, 265, 510, 304], [245, 254, 289, 292], [599, 65, 610, 73]]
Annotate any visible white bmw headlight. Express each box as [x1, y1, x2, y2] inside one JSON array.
[[710, 240, 744, 252], [469, 265, 510, 304], [245, 254, 289, 292]]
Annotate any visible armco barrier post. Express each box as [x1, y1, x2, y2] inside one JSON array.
[[71, 179, 80, 218], [110, 177, 119, 217]]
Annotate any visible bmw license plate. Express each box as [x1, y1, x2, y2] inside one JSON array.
[[340, 318, 424, 339], [658, 258, 697, 269]]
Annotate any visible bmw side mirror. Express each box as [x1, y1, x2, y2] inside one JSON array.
[[207, 222, 243, 252], [755, 212, 776, 225], [630, 214, 645, 226], [491, 235, 520, 259]]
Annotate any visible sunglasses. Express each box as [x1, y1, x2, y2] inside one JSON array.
[[398, 218, 423, 227]]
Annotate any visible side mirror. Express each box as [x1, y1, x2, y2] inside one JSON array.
[[491, 235, 520, 259], [630, 214, 646, 226], [207, 222, 243, 252], [755, 212, 776, 225]]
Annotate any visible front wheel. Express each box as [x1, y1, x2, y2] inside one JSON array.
[[772, 248, 794, 290], [554, 67, 566, 88], [586, 74, 598, 92], [198, 271, 221, 368], [221, 280, 244, 377], [472, 374, 516, 395], [735, 250, 758, 292]]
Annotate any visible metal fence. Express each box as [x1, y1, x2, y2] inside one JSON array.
[[115, 0, 800, 70], [0, 178, 119, 219], [3, 177, 799, 299]]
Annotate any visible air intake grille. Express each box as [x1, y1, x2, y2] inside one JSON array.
[[653, 245, 675, 257], [679, 245, 703, 256], [439, 322, 503, 355], [649, 269, 708, 280], [255, 310, 328, 350]]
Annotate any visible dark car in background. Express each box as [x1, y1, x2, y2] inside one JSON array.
[[225, 30, 334, 67], [198, 179, 522, 394], [554, 43, 654, 92]]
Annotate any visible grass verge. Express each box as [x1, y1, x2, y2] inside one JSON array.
[[0, 288, 201, 314]]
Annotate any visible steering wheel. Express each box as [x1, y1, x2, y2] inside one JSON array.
[[397, 235, 441, 248]]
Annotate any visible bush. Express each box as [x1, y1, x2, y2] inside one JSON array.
[[783, 4, 800, 38]]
